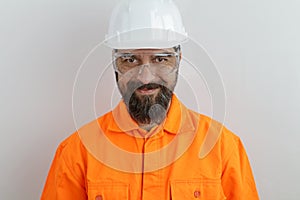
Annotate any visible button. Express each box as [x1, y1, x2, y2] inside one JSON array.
[[194, 190, 201, 198], [95, 195, 103, 200]]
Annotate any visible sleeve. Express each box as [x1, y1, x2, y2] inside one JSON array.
[[40, 140, 87, 200], [221, 132, 259, 200]]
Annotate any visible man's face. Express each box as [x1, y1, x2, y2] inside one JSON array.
[[114, 48, 180, 125]]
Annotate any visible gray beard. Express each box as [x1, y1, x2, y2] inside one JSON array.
[[124, 83, 173, 125]]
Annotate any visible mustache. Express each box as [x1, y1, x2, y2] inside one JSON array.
[[126, 81, 164, 92], [137, 83, 161, 90]]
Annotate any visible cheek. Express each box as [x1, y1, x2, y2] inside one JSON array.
[[160, 73, 178, 88]]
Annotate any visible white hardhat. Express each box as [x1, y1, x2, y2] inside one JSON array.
[[105, 0, 188, 49]]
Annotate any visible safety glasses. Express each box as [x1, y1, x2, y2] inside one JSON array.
[[113, 51, 180, 77]]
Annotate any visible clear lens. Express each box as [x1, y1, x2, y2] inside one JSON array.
[[113, 52, 179, 77]]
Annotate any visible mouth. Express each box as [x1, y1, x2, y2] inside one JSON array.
[[135, 83, 161, 95]]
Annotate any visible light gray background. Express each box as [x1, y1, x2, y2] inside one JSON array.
[[1, 0, 299, 199]]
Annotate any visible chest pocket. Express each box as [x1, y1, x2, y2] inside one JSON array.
[[170, 179, 226, 200], [87, 181, 129, 200]]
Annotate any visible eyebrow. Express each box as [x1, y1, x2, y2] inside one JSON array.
[[160, 51, 175, 54]]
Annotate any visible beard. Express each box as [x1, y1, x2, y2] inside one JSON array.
[[122, 82, 173, 125]]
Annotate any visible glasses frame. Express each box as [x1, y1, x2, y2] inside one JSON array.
[[112, 49, 181, 76]]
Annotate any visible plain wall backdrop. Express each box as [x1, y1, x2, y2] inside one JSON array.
[[1, 0, 300, 199]]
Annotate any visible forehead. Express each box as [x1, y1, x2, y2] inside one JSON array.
[[116, 48, 175, 54]]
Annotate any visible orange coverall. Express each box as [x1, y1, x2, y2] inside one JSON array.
[[41, 95, 259, 199]]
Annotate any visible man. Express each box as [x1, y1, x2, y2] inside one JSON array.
[[41, 0, 259, 199]]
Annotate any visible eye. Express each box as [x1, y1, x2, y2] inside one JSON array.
[[155, 56, 168, 63], [118, 55, 137, 64], [127, 57, 136, 63], [123, 56, 137, 63]]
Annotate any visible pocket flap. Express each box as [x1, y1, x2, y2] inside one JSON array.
[[87, 181, 129, 200], [170, 179, 226, 200]]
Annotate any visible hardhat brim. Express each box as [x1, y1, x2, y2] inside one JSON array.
[[104, 28, 188, 49]]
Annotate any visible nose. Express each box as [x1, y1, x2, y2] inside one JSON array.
[[136, 64, 156, 84]]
